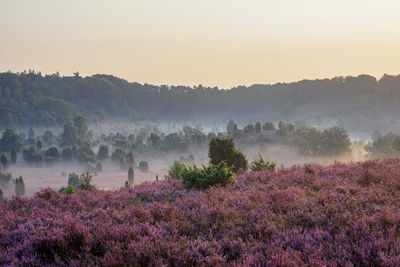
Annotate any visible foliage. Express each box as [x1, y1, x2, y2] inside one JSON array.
[[262, 121, 274, 131], [249, 156, 276, 171], [138, 161, 149, 172], [68, 173, 80, 189], [365, 131, 400, 159], [62, 147, 73, 161], [0, 128, 22, 152], [22, 146, 43, 164], [295, 126, 351, 156], [59, 185, 75, 194], [62, 121, 78, 147], [209, 137, 248, 173], [181, 161, 235, 189], [128, 167, 134, 186], [2, 159, 400, 265], [0, 171, 12, 189], [168, 160, 185, 179], [97, 145, 109, 161], [10, 148, 17, 164], [0, 189, 2, 200], [14, 176, 25, 196], [0, 154, 10, 170]]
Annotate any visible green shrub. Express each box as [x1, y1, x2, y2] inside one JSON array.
[[59, 185, 75, 194], [250, 156, 276, 171], [182, 161, 235, 190], [168, 160, 185, 179]]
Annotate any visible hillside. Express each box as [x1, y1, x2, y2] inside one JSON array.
[[2, 71, 400, 128], [1, 159, 400, 265]]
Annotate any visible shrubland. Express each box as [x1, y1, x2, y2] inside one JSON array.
[[1, 159, 400, 265]]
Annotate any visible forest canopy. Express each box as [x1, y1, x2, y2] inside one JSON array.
[[1, 71, 400, 127]]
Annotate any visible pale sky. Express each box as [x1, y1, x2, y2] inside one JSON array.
[[1, 0, 400, 88]]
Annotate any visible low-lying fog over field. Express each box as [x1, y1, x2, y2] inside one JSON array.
[[0, 120, 371, 197]]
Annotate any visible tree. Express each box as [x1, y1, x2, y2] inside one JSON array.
[[36, 140, 42, 150], [28, 127, 35, 140], [97, 145, 109, 161], [209, 137, 248, 173], [262, 122, 274, 131], [139, 161, 149, 172], [0, 129, 22, 152], [0, 154, 10, 170], [243, 124, 255, 134], [250, 155, 276, 171], [226, 120, 236, 136], [15, 176, 25, 196], [126, 151, 134, 166], [255, 122, 261, 133], [62, 121, 78, 147], [10, 149, 17, 164], [119, 156, 125, 170], [62, 147, 73, 161], [128, 166, 134, 185], [168, 160, 185, 179], [150, 133, 161, 147], [73, 115, 88, 138]]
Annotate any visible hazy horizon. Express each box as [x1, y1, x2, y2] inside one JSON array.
[[1, 0, 400, 88]]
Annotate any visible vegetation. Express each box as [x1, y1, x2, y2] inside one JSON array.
[[128, 167, 134, 186], [168, 160, 185, 179], [209, 137, 248, 173], [365, 131, 400, 158], [181, 161, 235, 189], [1, 71, 400, 128], [14, 176, 25, 196], [138, 161, 149, 172], [249, 156, 276, 171], [1, 159, 400, 265]]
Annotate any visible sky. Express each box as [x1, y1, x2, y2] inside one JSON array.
[[1, 0, 400, 88]]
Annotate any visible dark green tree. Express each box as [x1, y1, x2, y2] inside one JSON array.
[[138, 161, 149, 172], [209, 137, 248, 173], [0, 129, 22, 152]]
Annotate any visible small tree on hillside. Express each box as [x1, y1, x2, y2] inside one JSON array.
[[209, 137, 248, 173], [15, 176, 25, 196], [128, 166, 134, 185]]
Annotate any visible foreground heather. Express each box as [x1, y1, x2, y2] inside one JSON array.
[[1, 159, 400, 266]]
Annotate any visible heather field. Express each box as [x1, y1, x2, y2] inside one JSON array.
[[2, 159, 400, 266]]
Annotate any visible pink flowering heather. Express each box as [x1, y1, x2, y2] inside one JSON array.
[[1, 159, 400, 266]]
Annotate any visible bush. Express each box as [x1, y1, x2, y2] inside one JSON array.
[[62, 147, 73, 161], [15, 176, 25, 196], [59, 185, 75, 194], [79, 172, 93, 190], [97, 145, 109, 161], [0, 189, 3, 200], [128, 167, 134, 186], [262, 122, 275, 131], [138, 161, 149, 172], [68, 173, 80, 188], [182, 161, 235, 189], [250, 156, 276, 171], [111, 148, 125, 163], [10, 149, 17, 164], [168, 160, 185, 179], [209, 137, 248, 173], [0, 154, 10, 170], [0, 172, 12, 189]]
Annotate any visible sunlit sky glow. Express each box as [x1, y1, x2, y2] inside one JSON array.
[[1, 0, 400, 88]]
